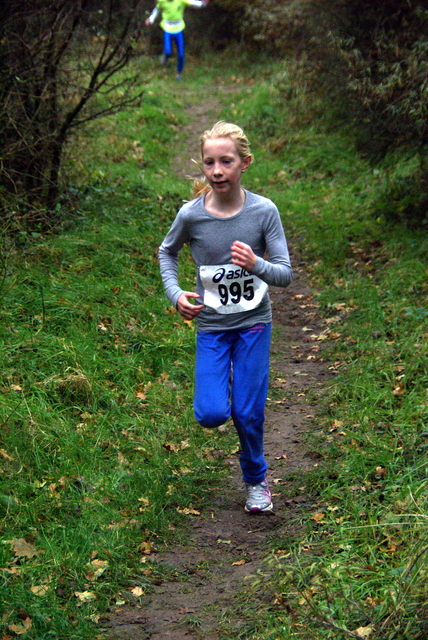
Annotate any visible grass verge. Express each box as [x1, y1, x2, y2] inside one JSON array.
[[234, 59, 428, 640]]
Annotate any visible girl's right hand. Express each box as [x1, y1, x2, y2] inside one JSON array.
[[177, 292, 204, 320]]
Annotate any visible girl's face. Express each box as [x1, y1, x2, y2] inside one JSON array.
[[202, 137, 250, 197]]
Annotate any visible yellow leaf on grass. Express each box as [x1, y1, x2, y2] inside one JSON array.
[[375, 466, 387, 478], [86, 559, 108, 580], [1, 566, 21, 575], [177, 506, 200, 516], [8, 617, 32, 635], [30, 584, 50, 596], [157, 371, 170, 383], [178, 467, 192, 474], [4, 538, 38, 558], [354, 627, 374, 638], [311, 512, 325, 522], [75, 590, 96, 602], [117, 452, 128, 466], [131, 586, 144, 597], [163, 442, 178, 453], [231, 559, 246, 566], [139, 540, 156, 555]]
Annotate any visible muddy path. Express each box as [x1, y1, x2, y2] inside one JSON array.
[[102, 84, 332, 640]]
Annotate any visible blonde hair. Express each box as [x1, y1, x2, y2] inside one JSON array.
[[191, 121, 253, 198]]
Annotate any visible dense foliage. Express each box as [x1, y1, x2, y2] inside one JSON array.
[[222, 0, 428, 225], [0, 0, 143, 223], [1, 0, 426, 227]]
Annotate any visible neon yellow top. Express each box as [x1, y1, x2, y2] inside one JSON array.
[[157, 0, 193, 33]]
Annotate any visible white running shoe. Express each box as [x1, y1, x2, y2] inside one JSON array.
[[244, 481, 273, 513]]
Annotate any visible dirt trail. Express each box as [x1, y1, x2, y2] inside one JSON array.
[[103, 84, 332, 640]]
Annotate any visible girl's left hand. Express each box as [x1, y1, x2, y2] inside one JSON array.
[[231, 241, 256, 271]]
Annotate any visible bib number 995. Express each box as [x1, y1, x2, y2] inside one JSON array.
[[218, 279, 254, 306]]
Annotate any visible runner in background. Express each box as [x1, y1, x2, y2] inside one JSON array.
[[145, 0, 209, 79], [158, 122, 293, 513]]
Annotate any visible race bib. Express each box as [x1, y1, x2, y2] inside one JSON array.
[[200, 264, 268, 315]]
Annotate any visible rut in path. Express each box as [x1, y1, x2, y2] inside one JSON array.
[[102, 84, 332, 640]]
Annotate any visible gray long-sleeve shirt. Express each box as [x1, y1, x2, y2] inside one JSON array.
[[158, 190, 293, 331]]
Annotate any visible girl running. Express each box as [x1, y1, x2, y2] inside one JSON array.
[[158, 122, 293, 512], [145, 0, 209, 79]]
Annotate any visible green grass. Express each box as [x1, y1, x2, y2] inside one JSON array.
[[235, 61, 428, 640], [1, 50, 428, 639]]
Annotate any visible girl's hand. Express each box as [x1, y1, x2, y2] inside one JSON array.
[[231, 241, 256, 271], [177, 292, 204, 320]]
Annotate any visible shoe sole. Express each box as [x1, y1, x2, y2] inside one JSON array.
[[244, 502, 274, 513]]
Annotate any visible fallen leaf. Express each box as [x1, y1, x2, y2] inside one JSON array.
[[86, 559, 108, 580], [178, 467, 192, 474], [30, 585, 50, 596], [163, 442, 178, 453], [274, 454, 287, 460], [354, 627, 374, 638], [176, 506, 200, 516], [217, 538, 231, 545], [375, 466, 387, 478], [139, 541, 156, 555], [311, 512, 325, 522], [231, 559, 246, 566], [0, 449, 14, 461], [117, 452, 128, 466], [8, 617, 32, 635], [4, 538, 38, 558], [131, 586, 144, 597], [329, 420, 344, 432], [157, 371, 169, 383], [74, 590, 96, 602], [1, 566, 21, 575]]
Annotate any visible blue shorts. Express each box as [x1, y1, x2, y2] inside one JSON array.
[[194, 323, 272, 485]]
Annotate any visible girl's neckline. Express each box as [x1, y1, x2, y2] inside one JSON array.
[[203, 189, 247, 219]]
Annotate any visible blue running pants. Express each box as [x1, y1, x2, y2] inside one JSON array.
[[163, 30, 185, 74], [194, 323, 272, 485]]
